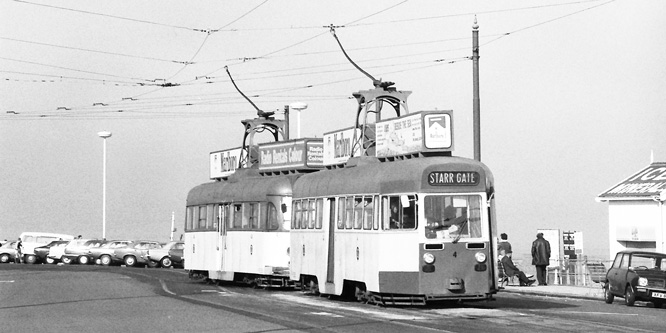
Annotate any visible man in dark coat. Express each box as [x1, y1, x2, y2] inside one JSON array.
[[500, 254, 535, 286], [531, 232, 551, 285]]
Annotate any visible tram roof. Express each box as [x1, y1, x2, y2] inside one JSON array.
[[293, 156, 493, 197], [187, 168, 300, 206]]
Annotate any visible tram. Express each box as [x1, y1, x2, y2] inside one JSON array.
[[185, 168, 298, 286], [184, 114, 324, 286], [288, 81, 499, 305], [290, 154, 497, 304]]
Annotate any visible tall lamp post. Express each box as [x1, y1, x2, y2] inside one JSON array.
[[98, 131, 112, 240], [289, 102, 308, 138]]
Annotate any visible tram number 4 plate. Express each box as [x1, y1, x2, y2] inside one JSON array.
[[652, 292, 666, 299]]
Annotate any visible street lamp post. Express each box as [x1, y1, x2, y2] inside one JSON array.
[[289, 102, 308, 138], [98, 131, 112, 240]]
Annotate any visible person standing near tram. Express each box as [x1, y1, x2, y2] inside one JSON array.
[[531, 232, 551, 286], [498, 233, 512, 257]]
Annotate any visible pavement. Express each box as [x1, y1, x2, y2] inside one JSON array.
[[500, 283, 605, 301]]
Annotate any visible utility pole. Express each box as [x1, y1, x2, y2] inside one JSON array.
[[472, 17, 481, 161]]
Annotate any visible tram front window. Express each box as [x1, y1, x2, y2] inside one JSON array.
[[424, 195, 482, 240]]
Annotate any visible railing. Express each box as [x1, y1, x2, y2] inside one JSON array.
[[511, 257, 613, 287]]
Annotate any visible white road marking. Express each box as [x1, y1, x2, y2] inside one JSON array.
[[0, 280, 15, 283], [272, 294, 426, 320], [310, 312, 344, 318], [159, 279, 176, 295]]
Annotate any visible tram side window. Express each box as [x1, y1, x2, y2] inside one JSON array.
[[373, 197, 379, 230], [293, 201, 302, 229], [345, 197, 354, 229], [249, 203, 259, 229], [337, 198, 345, 229], [353, 197, 364, 229], [207, 204, 215, 229], [233, 204, 242, 229], [213, 204, 220, 230], [363, 197, 373, 230], [308, 200, 316, 229], [315, 198, 323, 229], [198, 206, 207, 229], [267, 202, 279, 230], [186, 206, 194, 231], [383, 195, 417, 230], [302, 200, 310, 229]]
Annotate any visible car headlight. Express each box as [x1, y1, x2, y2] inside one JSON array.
[[475, 252, 486, 263], [638, 277, 648, 287], [423, 253, 435, 264]]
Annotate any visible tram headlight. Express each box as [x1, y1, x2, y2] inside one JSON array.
[[474, 252, 486, 263], [423, 253, 435, 264]]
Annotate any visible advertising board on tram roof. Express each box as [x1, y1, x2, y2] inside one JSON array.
[[375, 110, 453, 158], [258, 138, 323, 172], [209, 147, 244, 179], [323, 127, 361, 166]]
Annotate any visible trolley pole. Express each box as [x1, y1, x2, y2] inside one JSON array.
[[472, 17, 481, 161], [283, 105, 290, 140]]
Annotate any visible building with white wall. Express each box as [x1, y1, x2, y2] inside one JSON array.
[[596, 162, 666, 258]]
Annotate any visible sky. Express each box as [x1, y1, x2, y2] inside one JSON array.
[[1, 0, 664, 260]]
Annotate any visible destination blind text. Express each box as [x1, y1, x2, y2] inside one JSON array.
[[428, 171, 479, 186]]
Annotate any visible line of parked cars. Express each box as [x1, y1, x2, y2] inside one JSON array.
[[1, 238, 184, 269]]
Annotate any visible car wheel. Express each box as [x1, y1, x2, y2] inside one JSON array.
[[62, 257, 72, 264], [625, 285, 636, 306], [603, 283, 614, 304], [25, 255, 37, 264], [100, 255, 112, 266], [147, 260, 159, 268], [124, 256, 137, 267], [160, 257, 172, 268], [78, 256, 89, 265], [45, 257, 55, 264], [0, 254, 9, 263]]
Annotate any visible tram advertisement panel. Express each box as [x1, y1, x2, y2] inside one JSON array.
[[323, 127, 361, 166], [258, 139, 324, 171], [375, 111, 453, 158], [210, 147, 244, 179]]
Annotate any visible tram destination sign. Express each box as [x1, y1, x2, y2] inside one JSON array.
[[428, 171, 479, 186]]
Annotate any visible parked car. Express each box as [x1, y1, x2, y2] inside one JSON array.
[[34, 240, 70, 264], [89, 240, 132, 266], [146, 241, 184, 268], [112, 241, 162, 267], [18, 232, 74, 264], [604, 250, 666, 307], [46, 241, 71, 263], [0, 241, 17, 263], [61, 239, 105, 264]]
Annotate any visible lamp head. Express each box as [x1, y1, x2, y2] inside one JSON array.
[[98, 131, 112, 139]]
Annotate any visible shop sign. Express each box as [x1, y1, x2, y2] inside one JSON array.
[[599, 163, 666, 199]]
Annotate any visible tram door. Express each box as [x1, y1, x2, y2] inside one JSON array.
[[326, 198, 336, 283], [217, 204, 228, 271]]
